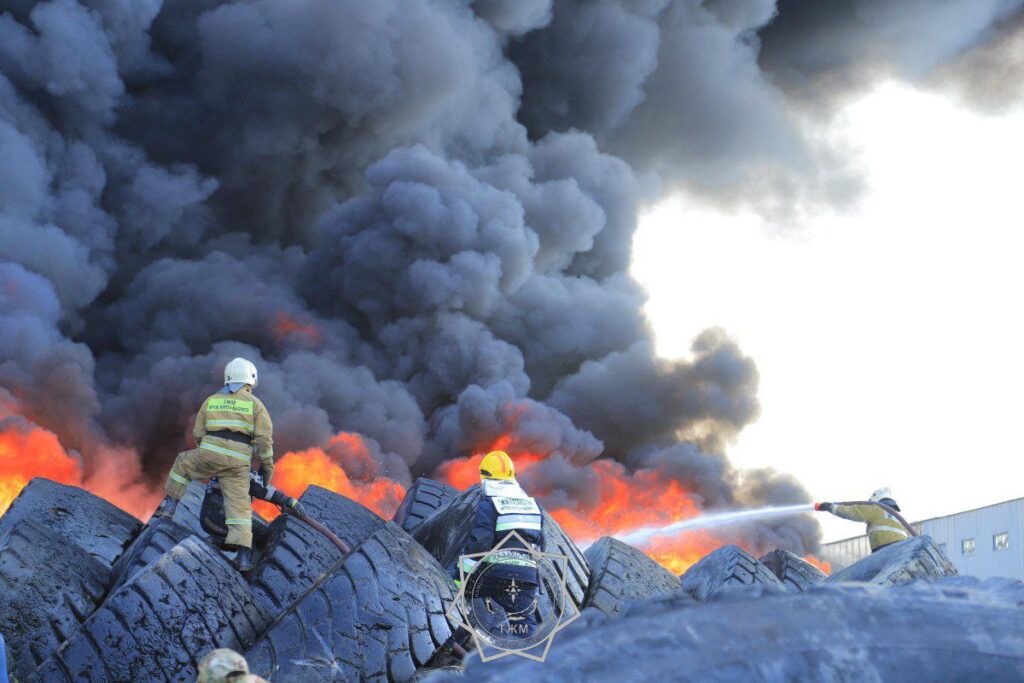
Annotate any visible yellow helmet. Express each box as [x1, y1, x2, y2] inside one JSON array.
[[479, 450, 515, 481]]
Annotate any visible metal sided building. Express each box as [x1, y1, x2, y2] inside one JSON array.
[[821, 497, 1024, 579]]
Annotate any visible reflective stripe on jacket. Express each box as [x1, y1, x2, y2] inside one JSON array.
[[484, 479, 543, 537], [831, 503, 910, 550], [482, 479, 543, 573], [452, 480, 545, 584], [194, 386, 274, 479], [459, 550, 537, 574]]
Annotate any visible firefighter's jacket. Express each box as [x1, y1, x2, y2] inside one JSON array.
[[454, 479, 544, 585], [831, 503, 909, 551], [194, 386, 275, 480]]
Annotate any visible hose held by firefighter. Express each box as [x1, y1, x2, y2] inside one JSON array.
[[453, 450, 546, 640], [815, 487, 912, 552], [154, 358, 274, 571]]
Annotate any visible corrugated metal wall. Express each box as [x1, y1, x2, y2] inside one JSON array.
[[821, 498, 1024, 579], [922, 498, 1024, 579], [820, 534, 871, 570]]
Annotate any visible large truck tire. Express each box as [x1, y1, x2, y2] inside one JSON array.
[[34, 537, 270, 683], [895, 575, 1024, 607], [410, 487, 478, 570], [679, 545, 783, 601], [0, 478, 141, 569], [246, 522, 457, 682], [249, 514, 346, 617], [539, 507, 591, 611], [296, 484, 385, 549], [108, 517, 194, 594], [169, 481, 208, 537], [582, 537, 680, 616], [826, 535, 956, 586], [412, 486, 591, 611], [758, 549, 826, 594], [393, 478, 458, 534], [0, 521, 111, 679], [440, 582, 1024, 682]]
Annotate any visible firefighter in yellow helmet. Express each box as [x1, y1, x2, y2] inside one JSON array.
[[452, 450, 545, 639], [195, 648, 270, 683], [815, 487, 910, 552], [479, 449, 517, 481], [154, 358, 274, 571]]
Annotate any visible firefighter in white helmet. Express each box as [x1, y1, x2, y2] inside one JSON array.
[[815, 487, 909, 552], [154, 358, 274, 571]]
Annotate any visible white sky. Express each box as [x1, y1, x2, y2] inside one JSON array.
[[632, 81, 1024, 542]]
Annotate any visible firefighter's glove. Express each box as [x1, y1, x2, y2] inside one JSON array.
[[281, 496, 306, 518], [249, 470, 269, 499], [814, 502, 833, 513]]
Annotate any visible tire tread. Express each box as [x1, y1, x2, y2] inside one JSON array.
[[583, 537, 680, 616]]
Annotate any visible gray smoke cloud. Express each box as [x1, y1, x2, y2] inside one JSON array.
[[510, 0, 860, 217], [759, 0, 1024, 99], [935, 9, 1024, 112], [3, 0, 1022, 557]]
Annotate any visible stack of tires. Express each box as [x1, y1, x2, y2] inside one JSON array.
[[6, 477, 1024, 682], [424, 537, 1024, 682], [0, 478, 461, 682]]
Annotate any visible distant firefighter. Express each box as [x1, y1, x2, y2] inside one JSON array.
[[816, 487, 910, 552], [154, 357, 274, 571], [196, 648, 269, 683]]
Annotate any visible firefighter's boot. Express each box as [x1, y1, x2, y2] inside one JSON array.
[[234, 547, 254, 572]]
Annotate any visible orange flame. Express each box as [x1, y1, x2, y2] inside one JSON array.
[[272, 312, 322, 348], [541, 461, 721, 575], [803, 555, 832, 574], [254, 432, 405, 521], [0, 399, 161, 520], [435, 434, 546, 490], [435, 454, 485, 491], [437, 441, 725, 575], [0, 418, 82, 516], [642, 532, 723, 575]]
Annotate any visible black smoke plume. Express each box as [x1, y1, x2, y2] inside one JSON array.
[[2, 0, 1020, 557]]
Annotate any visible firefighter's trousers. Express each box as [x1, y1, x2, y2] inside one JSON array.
[[165, 448, 253, 548]]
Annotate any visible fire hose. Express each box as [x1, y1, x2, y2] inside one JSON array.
[[249, 472, 351, 555], [834, 500, 918, 537], [290, 509, 351, 555]]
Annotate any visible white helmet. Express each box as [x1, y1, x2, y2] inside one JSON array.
[[224, 357, 258, 387], [870, 487, 893, 503]]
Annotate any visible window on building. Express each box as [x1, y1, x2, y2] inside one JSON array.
[[962, 538, 976, 555], [994, 532, 1010, 551]]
